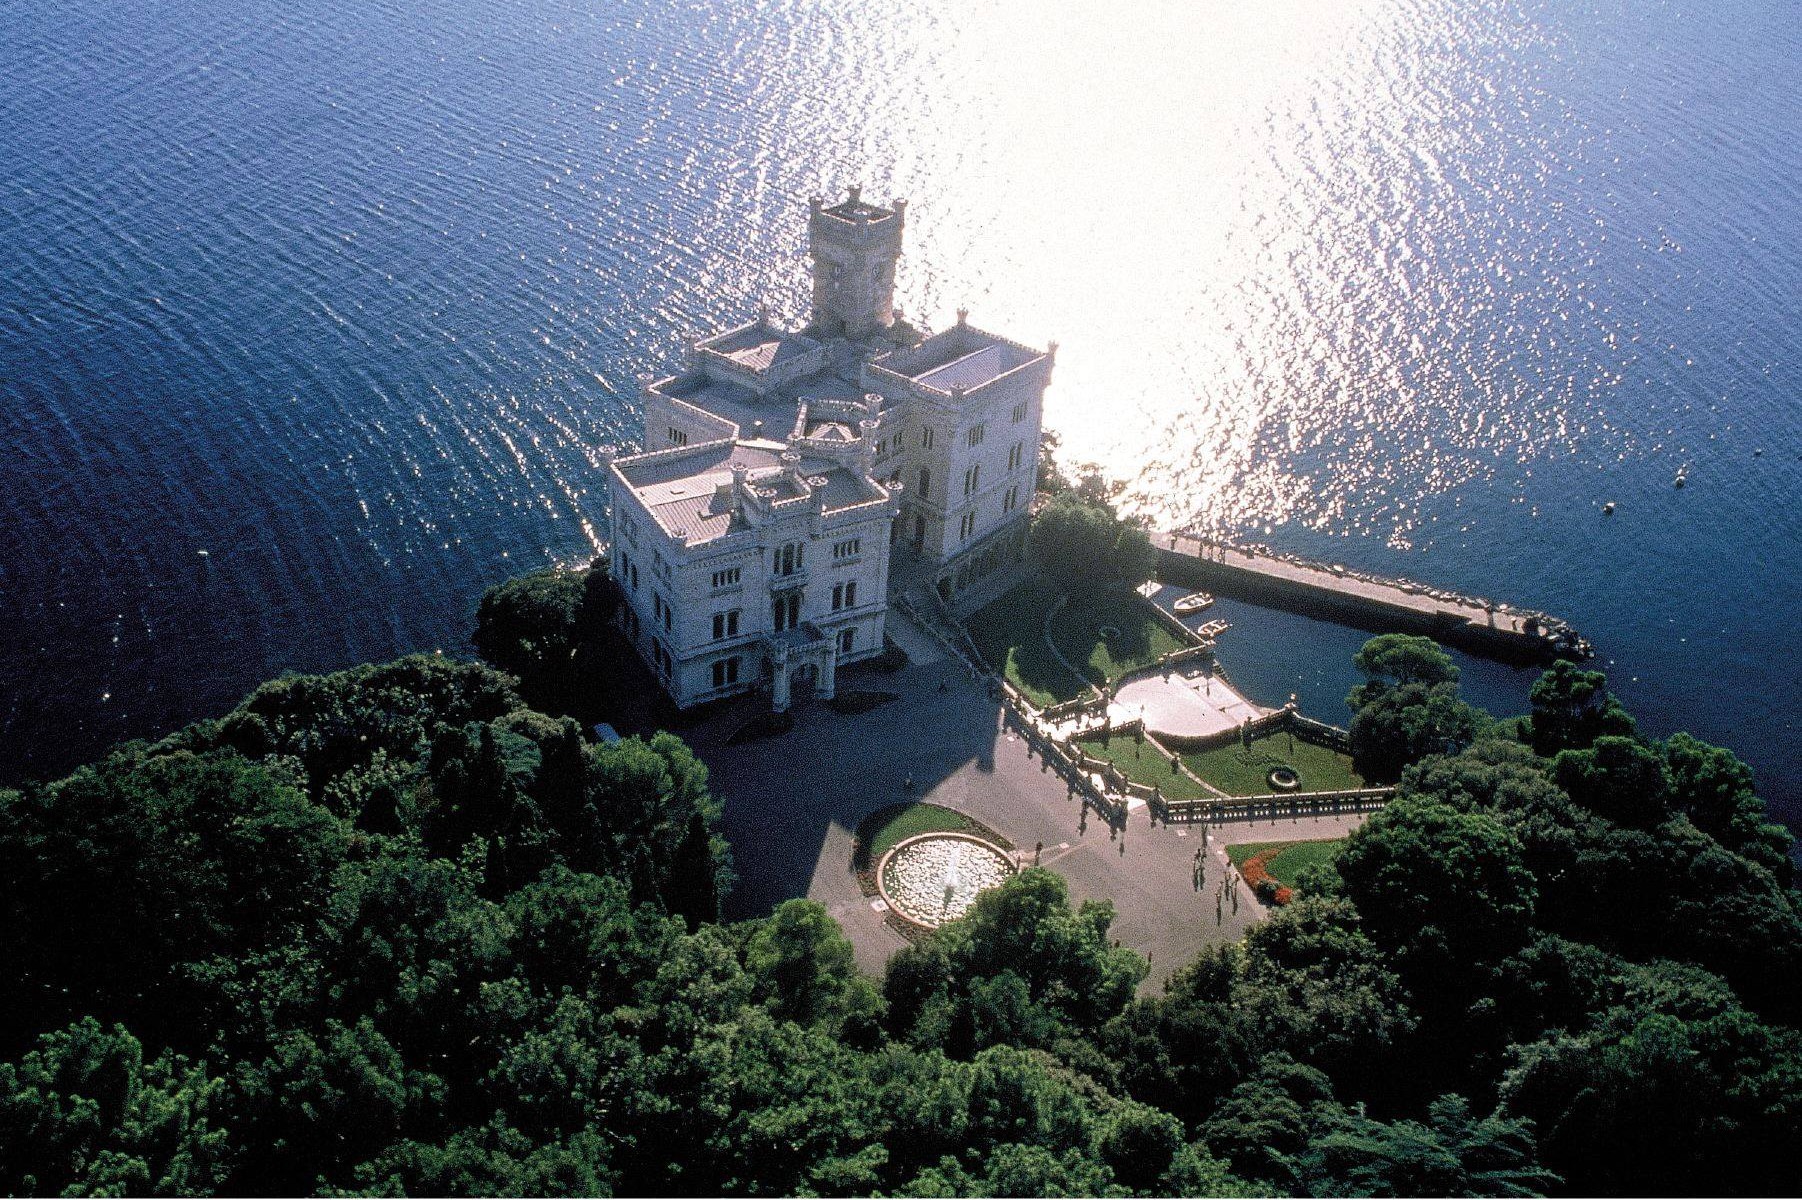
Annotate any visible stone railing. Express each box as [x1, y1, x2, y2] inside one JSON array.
[[1290, 713, 1353, 753], [1041, 693, 1106, 723], [995, 682, 1127, 829], [1157, 787, 1396, 824]]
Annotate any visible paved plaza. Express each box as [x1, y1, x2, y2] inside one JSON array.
[[688, 614, 1366, 988], [1112, 664, 1266, 740]]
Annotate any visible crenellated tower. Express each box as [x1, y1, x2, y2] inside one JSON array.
[[807, 185, 906, 341]]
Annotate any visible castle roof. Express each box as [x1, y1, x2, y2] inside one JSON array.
[[613, 439, 886, 547], [873, 321, 1045, 396]]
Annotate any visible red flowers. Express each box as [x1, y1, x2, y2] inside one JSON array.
[[1241, 847, 1295, 905]]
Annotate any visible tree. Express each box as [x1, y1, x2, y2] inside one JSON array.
[[1552, 735, 1672, 827], [1029, 491, 1157, 588], [1235, 898, 1416, 1081], [1108, 521, 1160, 587], [1345, 636, 1480, 783], [1352, 634, 1460, 692], [741, 899, 866, 1030], [0, 1018, 232, 1196], [1664, 732, 1793, 876], [1348, 682, 1482, 783], [1525, 660, 1636, 757], [1335, 797, 1537, 985], [471, 566, 596, 688], [886, 870, 1146, 1055], [1299, 1094, 1556, 1197], [1028, 493, 1119, 588], [1501, 1007, 1802, 1196], [231, 1018, 422, 1195]]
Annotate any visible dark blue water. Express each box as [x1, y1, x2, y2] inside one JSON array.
[[2, 0, 1799, 819]]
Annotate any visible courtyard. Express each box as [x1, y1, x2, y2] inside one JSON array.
[[687, 608, 1369, 985]]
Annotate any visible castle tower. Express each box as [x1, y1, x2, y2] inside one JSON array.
[[807, 185, 906, 341]]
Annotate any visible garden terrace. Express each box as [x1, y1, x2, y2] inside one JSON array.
[[964, 582, 1191, 708], [963, 583, 1091, 707], [1049, 588, 1190, 687], [1073, 731, 1212, 802], [1183, 731, 1365, 798]]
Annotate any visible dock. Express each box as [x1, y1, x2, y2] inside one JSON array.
[[1150, 532, 1592, 664]]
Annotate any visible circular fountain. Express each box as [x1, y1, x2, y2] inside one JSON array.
[[877, 832, 1017, 928], [1267, 766, 1301, 791]]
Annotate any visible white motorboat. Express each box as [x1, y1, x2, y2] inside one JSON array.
[[1172, 591, 1215, 615]]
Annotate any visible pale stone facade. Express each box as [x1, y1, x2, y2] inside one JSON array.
[[609, 188, 1054, 710]]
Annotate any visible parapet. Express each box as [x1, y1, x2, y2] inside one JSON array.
[[809, 185, 906, 245]]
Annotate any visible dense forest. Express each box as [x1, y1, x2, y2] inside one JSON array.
[[3, 564, 1801, 1196]]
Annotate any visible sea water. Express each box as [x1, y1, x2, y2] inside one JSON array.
[[2, 0, 1798, 817]]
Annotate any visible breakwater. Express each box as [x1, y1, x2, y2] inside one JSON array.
[[1151, 533, 1592, 665]]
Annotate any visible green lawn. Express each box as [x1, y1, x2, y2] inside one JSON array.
[[964, 583, 1091, 707], [1226, 838, 1345, 886], [858, 803, 984, 860], [1076, 733, 1211, 801], [1048, 588, 1188, 688], [1183, 732, 1365, 797]]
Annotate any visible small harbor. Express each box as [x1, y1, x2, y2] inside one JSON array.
[[1151, 531, 1593, 665]]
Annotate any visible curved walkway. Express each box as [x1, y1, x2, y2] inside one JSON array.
[[1040, 593, 1098, 699]]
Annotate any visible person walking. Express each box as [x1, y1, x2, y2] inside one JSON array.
[[1033, 840, 1043, 867]]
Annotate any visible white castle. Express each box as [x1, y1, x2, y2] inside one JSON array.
[[608, 187, 1054, 711]]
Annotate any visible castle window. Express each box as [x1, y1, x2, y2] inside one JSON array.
[[653, 639, 673, 678], [772, 591, 801, 632], [917, 467, 930, 500], [711, 566, 741, 590], [831, 581, 858, 611], [1012, 401, 1028, 423], [921, 427, 935, 450], [711, 609, 740, 641], [1003, 484, 1020, 514], [1008, 441, 1023, 472], [838, 628, 856, 654], [775, 542, 804, 577], [963, 464, 980, 496], [967, 424, 985, 447], [668, 427, 688, 446], [711, 656, 741, 689], [959, 511, 976, 540], [653, 593, 672, 632], [833, 538, 862, 561]]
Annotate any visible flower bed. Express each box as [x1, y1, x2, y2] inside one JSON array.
[[1239, 846, 1295, 905]]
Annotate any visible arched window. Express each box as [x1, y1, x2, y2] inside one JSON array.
[[917, 467, 930, 499]]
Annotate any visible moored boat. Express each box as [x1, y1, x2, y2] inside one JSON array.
[[1173, 591, 1215, 615]]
